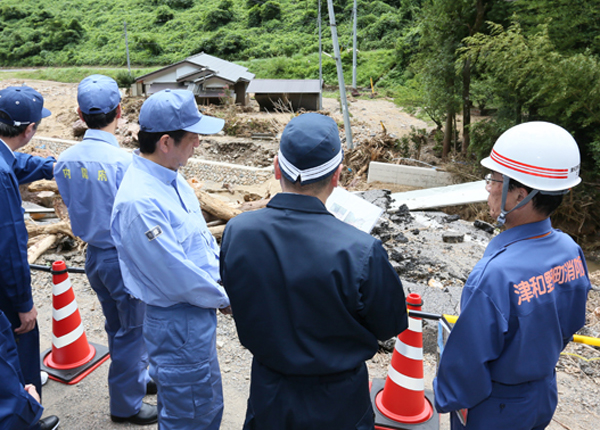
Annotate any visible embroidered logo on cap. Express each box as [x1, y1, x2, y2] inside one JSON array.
[[145, 225, 163, 241]]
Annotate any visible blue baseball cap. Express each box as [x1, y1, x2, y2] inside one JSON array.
[[0, 86, 51, 126], [278, 113, 343, 185], [139, 89, 224, 134], [78, 74, 121, 114]]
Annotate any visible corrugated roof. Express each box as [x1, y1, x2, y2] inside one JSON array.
[[187, 52, 255, 83], [247, 79, 321, 94]]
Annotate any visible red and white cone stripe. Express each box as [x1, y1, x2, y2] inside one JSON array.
[[52, 277, 85, 349], [375, 293, 433, 424]]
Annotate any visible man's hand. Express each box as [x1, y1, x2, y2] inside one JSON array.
[[219, 306, 233, 315], [14, 306, 37, 334], [24, 384, 41, 403]]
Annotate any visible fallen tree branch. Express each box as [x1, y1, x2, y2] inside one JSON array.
[[28, 180, 59, 193], [208, 224, 226, 240], [187, 179, 242, 221], [28, 235, 58, 264], [237, 198, 271, 212], [26, 221, 76, 239]]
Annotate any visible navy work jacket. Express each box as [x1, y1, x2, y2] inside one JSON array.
[[221, 192, 408, 376], [0, 140, 55, 321]]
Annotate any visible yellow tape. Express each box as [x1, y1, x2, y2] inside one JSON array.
[[441, 314, 598, 347], [560, 352, 600, 362]]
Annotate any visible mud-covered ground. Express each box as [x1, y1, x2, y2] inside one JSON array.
[[6, 79, 600, 429]]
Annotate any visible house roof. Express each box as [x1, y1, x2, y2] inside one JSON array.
[[187, 52, 254, 83], [136, 52, 255, 83], [247, 79, 321, 94]]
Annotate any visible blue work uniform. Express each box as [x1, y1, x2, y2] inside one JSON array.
[[111, 151, 229, 430], [434, 218, 591, 430], [0, 139, 55, 397], [54, 129, 149, 418], [0, 310, 44, 429], [220, 193, 408, 430]]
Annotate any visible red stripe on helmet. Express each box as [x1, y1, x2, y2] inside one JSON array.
[[491, 150, 568, 179]]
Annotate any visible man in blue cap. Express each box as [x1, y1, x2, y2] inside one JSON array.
[[220, 112, 408, 430], [0, 85, 59, 430], [111, 89, 231, 430], [55, 75, 157, 425]]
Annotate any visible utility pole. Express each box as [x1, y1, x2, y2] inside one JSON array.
[[326, 0, 353, 149], [352, 0, 357, 90], [318, 0, 323, 110], [124, 21, 131, 76]]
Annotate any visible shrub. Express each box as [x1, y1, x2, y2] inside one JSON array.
[[204, 8, 233, 31], [155, 6, 174, 24], [115, 70, 136, 87], [262, 1, 281, 21]]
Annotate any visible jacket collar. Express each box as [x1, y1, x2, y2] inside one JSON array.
[[267, 192, 334, 216], [485, 218, 552, 256], [131, 149, 179, 186]]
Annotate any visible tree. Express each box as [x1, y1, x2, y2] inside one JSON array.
[[461, 21, 600, 174]]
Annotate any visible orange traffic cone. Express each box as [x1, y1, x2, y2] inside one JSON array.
[[370, 293, 439, 430], [41, 260, 109, 384]]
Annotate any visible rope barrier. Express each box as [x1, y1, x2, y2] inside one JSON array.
[[30, 264, 86, 274], [408, 310, 600, 348]]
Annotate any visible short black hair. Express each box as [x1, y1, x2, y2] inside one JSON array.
[[80, 106, 118, 129], [507, 177, 564, 217], [0, 111, 33, 138], [137, 129, 188, 154], [280, 171, 334, 194]]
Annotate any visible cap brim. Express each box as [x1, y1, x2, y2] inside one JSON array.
[[183, 115, 224, 135], [41, 107, 51, 118]]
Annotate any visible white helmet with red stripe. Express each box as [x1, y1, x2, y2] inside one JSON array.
[[481, 121, 581, 226], [481, 121, 581, 191]]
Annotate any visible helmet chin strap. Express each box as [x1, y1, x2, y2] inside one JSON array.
[[496, 174, 539, 227]]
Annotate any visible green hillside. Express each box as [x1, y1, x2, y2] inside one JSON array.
[[0, 0, 407, 70]]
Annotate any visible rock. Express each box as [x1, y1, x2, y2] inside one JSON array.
[[394, 232, 409, 243], [474, 219, 495, 234], [72, 119, 87, 137], [389, 247, 405, 262], [411, 229, 420, 235], [379, 232, 392, 243], [442, 231, 464, 243], [443, 214, 460, 223], [378, 338, 395, 353]]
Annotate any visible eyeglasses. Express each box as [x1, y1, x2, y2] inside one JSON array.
[[484, 174, 503, 185]]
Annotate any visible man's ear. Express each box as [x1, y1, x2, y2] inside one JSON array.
[[274, 155, 282, 180], [77, 107, 85, 122], [330, 164, 344, 188], [516, 187, 529, 203], [116, 104, 122, 119], [23, 123, 37, 140], [157, 134, 172, 154]]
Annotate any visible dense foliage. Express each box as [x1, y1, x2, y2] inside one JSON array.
[[1, 0, 598, 181]]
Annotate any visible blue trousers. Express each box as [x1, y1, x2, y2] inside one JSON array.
[[244, 359, 375, 430], [451, 375, 558, 430], [86, 245, 149, 417], [144, 304, 223, 430], [0, 311, 44, 429], [0, 305, 42, 400]]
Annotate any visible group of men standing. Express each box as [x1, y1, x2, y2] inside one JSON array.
[[0, 73, 592, 430]]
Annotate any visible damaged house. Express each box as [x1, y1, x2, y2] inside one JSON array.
[[133, 52, 255, 106]]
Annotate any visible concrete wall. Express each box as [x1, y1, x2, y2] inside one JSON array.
[[31, 136, 272, 186]]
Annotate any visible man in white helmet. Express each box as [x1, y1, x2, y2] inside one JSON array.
[[434, 122, 591, 429]]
